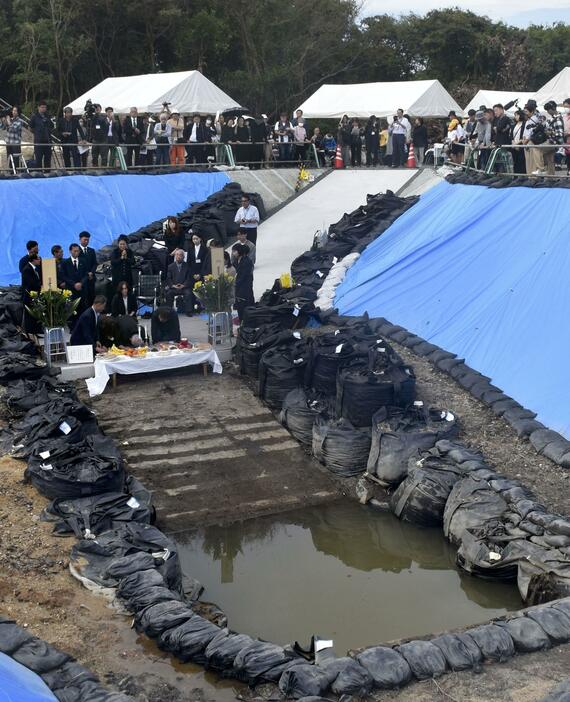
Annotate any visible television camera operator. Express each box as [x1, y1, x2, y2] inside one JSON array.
[[0, 105, 24, 169], [84, 100, 107, 167]]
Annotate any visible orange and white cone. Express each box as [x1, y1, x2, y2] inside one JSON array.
[[334, 144, 344, 169], [406, 143, 417, 168]]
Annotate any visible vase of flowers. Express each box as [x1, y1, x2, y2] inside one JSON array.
[[193, 274, 235, 359], [26, 289, 81, 365]]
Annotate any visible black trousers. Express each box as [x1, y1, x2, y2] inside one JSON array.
[[165, 287, 193, 312], [62, 144, 80, 168], [126, 145, 140, 167], [392, 134, 406, 167], [34, 144, 51, 170]]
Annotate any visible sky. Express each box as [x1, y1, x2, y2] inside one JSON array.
[[360, 0, 570, 26]]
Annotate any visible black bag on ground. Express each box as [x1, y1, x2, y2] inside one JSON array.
[[258, 341, 308, 410], [367, 404, 458, 485], [12, 637, 71, 674], [157, 614, 221, 663], [280, 388, 333, 446], [537, 679, 570, 702], [134, 600, 194, 638], [355, 646, 412, 689], [304, 334, 359, 396], [465, 624, 515, 662], [312, 416, 371, 477], [320, 657, 373, 697], [204, 630, 255, 672], [336, 351, 415, 427], [390, 454, 464, 526], [232, 640, 304, 685], [279, 664, 335, 699], [496, 616, 551, 652], [3, 376, 77, 414], [237, 324, 296, 378], [0, 353, 52, 383], [431, 632, 483, 671], [0, 617, 34, 654], [396, 640, 447, 680], [25, 435, 124, 499]]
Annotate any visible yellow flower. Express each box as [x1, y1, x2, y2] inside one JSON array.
[[193, 281, 202, 290], [29, 290, 38, 298], [62, 289, 72, 298]]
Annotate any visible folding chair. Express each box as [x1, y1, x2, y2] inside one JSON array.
[[135, 271, 162, 317]]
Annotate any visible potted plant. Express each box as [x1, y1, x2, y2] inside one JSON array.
[[26, 289, 81, 365]]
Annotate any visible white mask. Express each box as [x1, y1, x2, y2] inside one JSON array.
[[206, 119, 212, 126], [565, 107, 570, 114]]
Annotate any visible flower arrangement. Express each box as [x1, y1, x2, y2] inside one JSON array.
[[193, 273, 235, 313], [26, 289, 81, 329]]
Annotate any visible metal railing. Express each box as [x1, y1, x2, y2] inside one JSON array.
[[462, 142, 569, 177]]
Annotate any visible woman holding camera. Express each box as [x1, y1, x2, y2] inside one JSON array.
[[1, 106, 24, 169]]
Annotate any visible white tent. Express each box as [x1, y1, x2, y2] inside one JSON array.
[[534, 67, 570, 107], [464, 89, 535, 115], [296, 80, 463, 119], [67, 70, 242, 115]]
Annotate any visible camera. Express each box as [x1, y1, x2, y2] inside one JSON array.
[[84, 99, 96, 118], [0, 107, 11, 119]]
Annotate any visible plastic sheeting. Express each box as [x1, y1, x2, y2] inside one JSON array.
[[0, 652, 58, 701], [0, 171, 229, 286], [335, 180, 570, 438]]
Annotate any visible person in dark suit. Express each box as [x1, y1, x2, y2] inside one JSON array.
[[51, 244, 66, 289], [187, 233, 208, 313], [110, 281, 137, 317], [21, 255, 42, 334], [19, 240, 40, 273], [151, 306, 181, 343], [99, 314, 144, 348], [110, 237, 135, 289], [56, 107, 84, 168], [69, 295, 107, 350], [101, 106, 123, 168], [232, 243, 254, 322], [165, 249, 193, 315], [89, 104, 107, 167], [28, 100, 53, 171], [183, 115, 209, 164], [123, 107, 144, 167], [78, 231, 97, 305], [61, 243, 88, 329]]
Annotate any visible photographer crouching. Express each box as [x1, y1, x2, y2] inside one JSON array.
[[0, 105, 24, 170]]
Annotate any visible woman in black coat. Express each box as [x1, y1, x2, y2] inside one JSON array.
[[110, 281, 137, 317], [232, 243, 254, 322], [187, 233, 208, 313], [110, 238, 135, 289], [412, 117, 428, 165], [364, 116, 379, 166]]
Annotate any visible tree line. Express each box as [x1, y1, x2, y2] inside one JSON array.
[[1, 0, 569, 118]]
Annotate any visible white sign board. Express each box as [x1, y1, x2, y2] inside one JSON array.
[[66, 345, 94, 364]]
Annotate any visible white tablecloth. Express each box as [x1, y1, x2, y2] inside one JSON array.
[[86, 348, 222, 397]]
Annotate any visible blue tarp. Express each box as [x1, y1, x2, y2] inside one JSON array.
[[335, 180, 570, 438], [0, 171, 229, 286], [0, 652, 58, 701]]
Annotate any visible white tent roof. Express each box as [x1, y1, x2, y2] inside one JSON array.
[[534, 67, 570, 107], [67, 70, 242, 115], [464, 89, 534, 115], [296, 79, 463, 119]]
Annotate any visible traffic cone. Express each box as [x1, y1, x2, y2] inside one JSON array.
[[406, 143, 416, 168], [334, 144, 344, 169]]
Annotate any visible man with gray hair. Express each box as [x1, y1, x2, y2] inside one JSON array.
[[165, 249, 193, 315]]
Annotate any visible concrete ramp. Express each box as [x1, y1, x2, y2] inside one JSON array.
[[253, 169, 415, 297]]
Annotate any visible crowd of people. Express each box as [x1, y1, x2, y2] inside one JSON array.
[[2, 97, 569, 175], [18, 196, 259, 352]]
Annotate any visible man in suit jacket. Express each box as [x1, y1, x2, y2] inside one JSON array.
[[69, 295, 107, 350], [21, 255, 42, 334], [151, 306, 181, 343], [123, 107, 144, 167], [183, 115, 209, 164], [89, 104, 107, 167], [101, 106, 123, 168], [165, 249, 193, 314], [19, 240, 40, 273], [51, 245, 66, 289], [28, 100, 53, 171], [61, 243, 88, 328], [78, 231, 97, 305], [56, 107, 84, 168]]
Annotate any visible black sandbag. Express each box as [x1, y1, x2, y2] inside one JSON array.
[[367, 404, 457, 485], [320, 657, 373, 697], [396, 640, 447, 680], [279, 664, 335, 699], [134, 600, 194, 638], [465, 624, 515, 662], [125, 585, 183, 612], [237, 327, 296, 379], [70, 523, 182, 592], [117, 569, 166, 600], [62, 679, 134, 701], [435, 440, 485, 465], [204, 630, 255, 672], [456, 531, 539, 581], [390, 455, 464, 527], [0, 618, 34, 654], [25, 435, 124, 499], [443, 476, 508, 546], [542, 439, 570, 464], [41, 659, 99, 692], [356, 646, 412, 689], [305, 335, 359, 395], [537, 679, 570, 702], [526, 606, 570, 644], [530, 429, 562, 453], [312, 416, 371, 476], [0, 353, 52, 383], [104, 552, 159, 580], [242, 302, 302, 330], [336, 354, 416, 428], [233, 641, 303, 684], [4, 376, 77, 414], [509, 417, 546, 438], [431, 632, 483, 671], [496, 616, 551, 652], [158, 614, 220, 661], [258, 341, 308, 410], [280, 388, 332, 446], [46, 477, 153, 538], [12, 638, 71, 674]]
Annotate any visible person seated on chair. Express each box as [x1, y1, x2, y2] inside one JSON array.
[[99, 314, 145, 348], [69, 295, 107, 352], [110, 280, 137, 317], [165, 249, 193, 316], [151, 305, 181, 343]]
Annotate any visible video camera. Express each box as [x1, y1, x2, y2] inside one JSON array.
[[84, 99, 96, 118], [0, 107, 12, 119]]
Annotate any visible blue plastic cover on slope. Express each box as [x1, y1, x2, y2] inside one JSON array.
[[0, 652, 58, 701], [335, 180, 570, 438], [0, 171, 229, 286]]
